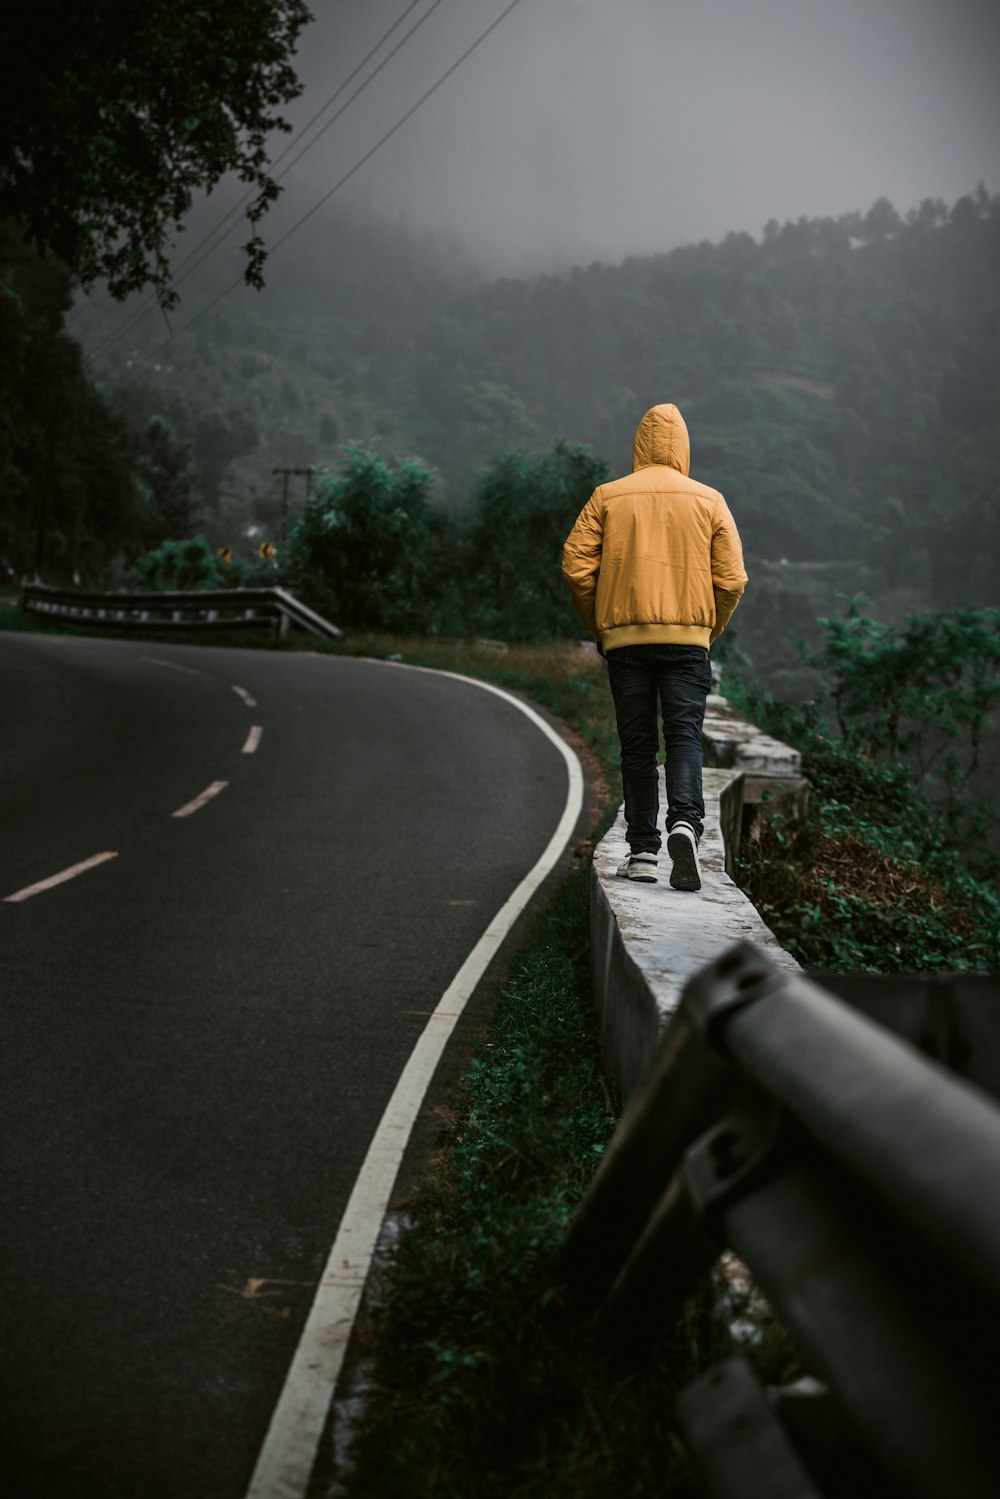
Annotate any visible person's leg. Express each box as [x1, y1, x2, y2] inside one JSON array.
[[606, 648, 661, 853], [657, 648, 712, 842]]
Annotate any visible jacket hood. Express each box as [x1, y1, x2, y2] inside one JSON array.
[[632, 404, 691, 475]]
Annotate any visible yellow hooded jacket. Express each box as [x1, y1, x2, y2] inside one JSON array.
[[561, 404, 747, 652]]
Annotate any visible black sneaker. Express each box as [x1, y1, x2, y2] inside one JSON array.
[[667, 822, 701, 891], [616, 850, 658, 882]]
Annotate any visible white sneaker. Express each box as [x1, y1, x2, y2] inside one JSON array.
[[617, 851, 658, 882], [667, 823, 701, 891]]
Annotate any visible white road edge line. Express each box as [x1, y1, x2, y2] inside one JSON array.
[[233, 685, 257, 708], [142, 656, 202, 677], [3, 851, 119, 903], [171, 780, 229, 819], [245, 662, 585, 1499], [242, 725, 263, 755]]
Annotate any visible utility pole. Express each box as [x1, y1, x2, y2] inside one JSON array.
[[272, 467, 314, 546]]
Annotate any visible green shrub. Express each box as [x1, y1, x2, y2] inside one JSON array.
[[459, 441, 610, 641], [805, 598, 1000, 874], [133, 534, 228, 591], [280, 439, 609, 642], [721, 604, 1000, 971], [284, 445, 438, 632]]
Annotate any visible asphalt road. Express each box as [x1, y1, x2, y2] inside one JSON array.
[[0, 631, 578, 1499]]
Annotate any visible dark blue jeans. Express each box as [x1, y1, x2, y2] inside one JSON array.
[[606, 644, 712, 853]]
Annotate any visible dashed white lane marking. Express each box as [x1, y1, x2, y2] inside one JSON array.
[[232, 685, 257, 708], [242, 726, 263, 755], [171, 781, 229, 819], [245, 663, 584, 1499], [142, 656, 202, 676], [3, 852, 119, 903]]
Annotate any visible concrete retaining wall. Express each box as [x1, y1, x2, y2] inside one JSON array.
[[592, 700, 805, 1099]]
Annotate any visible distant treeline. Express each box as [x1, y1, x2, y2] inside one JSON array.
[[4, 189, 999, 648]]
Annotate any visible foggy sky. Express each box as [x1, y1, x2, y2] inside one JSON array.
[[265, 0, 1000, 274]]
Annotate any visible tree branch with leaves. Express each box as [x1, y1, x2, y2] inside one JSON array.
[[0, 1, 312, 306]]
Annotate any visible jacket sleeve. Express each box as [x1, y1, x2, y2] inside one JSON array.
[[561, 491, 605, 636], [710, 498, 748, 643]]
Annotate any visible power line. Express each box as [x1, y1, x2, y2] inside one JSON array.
[[133, 0, 526, 370], [91, 0, 439, 361], [93, 0, 438, 359]]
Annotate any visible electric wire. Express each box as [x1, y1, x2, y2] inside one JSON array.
[[92, 0, 438, 359], [132, 0, 525, 370], [90, 0, 440, 360]]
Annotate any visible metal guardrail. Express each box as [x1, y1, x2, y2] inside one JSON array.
[[560, 942, 1000, 1499], [20, 583, 342, 641]]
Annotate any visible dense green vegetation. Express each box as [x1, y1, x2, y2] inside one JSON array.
[[805, 600, 1000, 868], [719, 604, 1000, 967]]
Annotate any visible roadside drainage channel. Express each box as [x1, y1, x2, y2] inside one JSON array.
[[592, 694, 805, 1100]]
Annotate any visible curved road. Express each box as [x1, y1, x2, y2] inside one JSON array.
[[0, 631, 581, 1499]]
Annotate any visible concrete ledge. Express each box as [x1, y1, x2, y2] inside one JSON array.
[[592, 766, 801, 1100], [702, 693, 801, 775], [702, 690, 810, 837]]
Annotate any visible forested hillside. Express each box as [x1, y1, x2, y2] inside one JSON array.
[[5, 186, 998, 681]]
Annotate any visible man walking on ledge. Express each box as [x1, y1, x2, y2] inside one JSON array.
[[562, 404, 747, 891]]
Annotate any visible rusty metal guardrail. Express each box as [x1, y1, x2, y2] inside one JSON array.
[[20, 583, 342, 641], [560, 942, 1000, 1499]]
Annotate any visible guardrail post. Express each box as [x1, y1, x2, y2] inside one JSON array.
[[562, 941, 1000, 1497], [558, 1008, 732, 1317]]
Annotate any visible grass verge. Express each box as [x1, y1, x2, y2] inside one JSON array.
[[336, 856, 733, 1499]]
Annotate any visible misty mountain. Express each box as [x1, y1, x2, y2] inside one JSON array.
[[80, 188, 998, 590]]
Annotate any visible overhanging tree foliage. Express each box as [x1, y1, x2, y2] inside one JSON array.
[[0, 0, 312, 305]]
